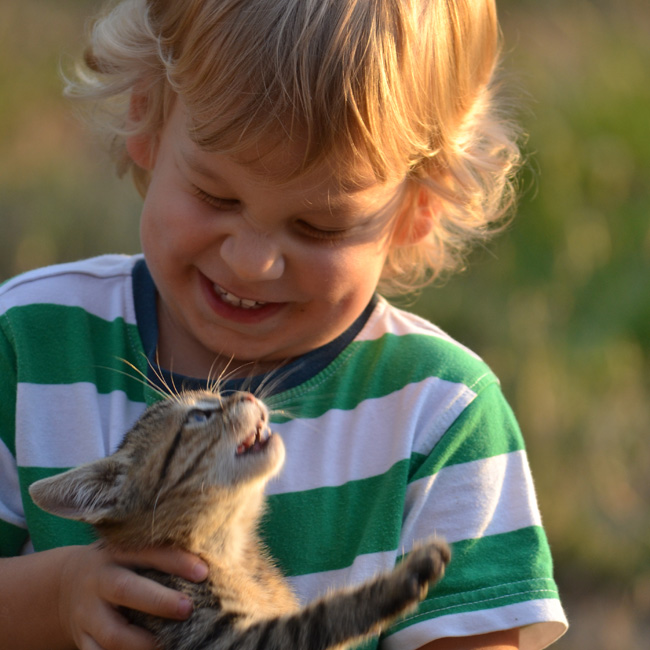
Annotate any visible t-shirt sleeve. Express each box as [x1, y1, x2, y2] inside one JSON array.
[[381, 382, 568, 650]]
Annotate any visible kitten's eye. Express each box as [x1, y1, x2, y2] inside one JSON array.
[[185, 408, 216, 425]]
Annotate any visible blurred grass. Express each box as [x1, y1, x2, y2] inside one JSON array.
[[1, 1, 649, 648], [0, 0, 141, 274]]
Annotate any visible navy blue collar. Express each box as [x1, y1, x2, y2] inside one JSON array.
[[132, 258, 376, 396]]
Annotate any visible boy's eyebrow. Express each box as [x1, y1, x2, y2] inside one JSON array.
[[181, 150, 222, 181], [181, 148, 296, 188]]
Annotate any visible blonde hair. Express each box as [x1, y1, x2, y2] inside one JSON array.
[[67, 0, 521, 295]]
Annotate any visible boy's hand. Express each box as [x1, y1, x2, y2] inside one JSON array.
[[58, 543, 208, 650]]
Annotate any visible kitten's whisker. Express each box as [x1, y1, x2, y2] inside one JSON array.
[[240, 371, 255, 396], [206, 357, 223, 395], [101, 359, 168, 401], [151, 487, 163, 543], [215, 359, 257, 392], [143, 350, 179, 402], [213, 355, 236, 392], [254, 361, 297, 401], [165, 356, 182, 402]]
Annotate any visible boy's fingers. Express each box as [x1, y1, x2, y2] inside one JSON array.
[[77, 602, 159, 650], [79, 634, 103, 650], [84, 621, 158, 650], [99, 564, 194, 621], [112, 546, 209, 583]]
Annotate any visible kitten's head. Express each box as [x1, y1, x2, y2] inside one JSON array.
[[29, 390, 284, 538]]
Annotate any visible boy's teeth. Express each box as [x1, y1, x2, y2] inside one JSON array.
[[214, 285, 267, 309]]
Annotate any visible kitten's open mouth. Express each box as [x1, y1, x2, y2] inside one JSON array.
[[236, 423, 272, 456]]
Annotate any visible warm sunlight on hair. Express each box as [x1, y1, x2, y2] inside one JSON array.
[[66, 0, 521, 294]]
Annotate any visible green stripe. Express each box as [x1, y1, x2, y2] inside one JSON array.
[[387, 526, 558, 635], [263, 460, 545, 584], [0, 317, 18, 456], [268, 333, 496, 422], [262, 459, 411, 576], [408, 382, 525, 480], [19, 466, 97, 552], [6, 304, 148, 401], [0, 518, 28, 557]]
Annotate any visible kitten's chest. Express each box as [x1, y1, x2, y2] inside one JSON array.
[[205, 555, 299, 617]]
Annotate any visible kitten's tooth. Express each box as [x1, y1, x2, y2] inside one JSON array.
[[236, 431, 258, 455]]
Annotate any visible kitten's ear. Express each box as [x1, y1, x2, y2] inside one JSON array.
[[29, 457, 128, 524]]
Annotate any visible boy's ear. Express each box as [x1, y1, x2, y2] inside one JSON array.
[[125, 91, 157, 171], [392, 186, 435, 247], [29, 457, 128, 524]]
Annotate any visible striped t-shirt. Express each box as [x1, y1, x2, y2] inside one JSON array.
[[0, 255, 567, 649]]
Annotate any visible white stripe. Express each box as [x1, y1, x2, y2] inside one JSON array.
[[0, 255, 138, 324], [16, 383, 147, 468], [21, 539, 35, 555], [359, 297, 482, 361], [0, 437, 26, 528], [383, 599, 568, 650], [288, 549, 398, 604], [401, 451, 543, 546], [268, 376, 476, 495]]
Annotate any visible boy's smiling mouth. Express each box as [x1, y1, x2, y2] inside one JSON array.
[[198, 273, 286, 325], [213, 283, 268, 310]]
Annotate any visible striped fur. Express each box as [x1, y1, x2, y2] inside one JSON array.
[[30, 390, 449, 650]]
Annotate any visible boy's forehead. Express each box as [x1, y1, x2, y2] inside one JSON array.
[[182, 144, 387, 199], [172, 101, 400, 195]]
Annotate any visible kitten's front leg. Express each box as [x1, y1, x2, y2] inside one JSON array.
[[243, 538, 450, 650]]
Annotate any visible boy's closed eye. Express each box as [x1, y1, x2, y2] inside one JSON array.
[[293, 220, 353, 242], [192, 186, 240, 211], [192, 185, 356, 243]]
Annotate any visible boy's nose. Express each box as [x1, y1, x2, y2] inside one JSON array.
[[220, 231, 285, 282]]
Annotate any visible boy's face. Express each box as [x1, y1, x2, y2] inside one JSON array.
[[136, 103, 406, 377]]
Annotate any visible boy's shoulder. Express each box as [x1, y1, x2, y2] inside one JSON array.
[[355, 297, 497, 393], [0, 254, 141, 319], [0, 254, 139, 294]]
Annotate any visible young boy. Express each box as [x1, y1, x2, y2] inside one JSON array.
[[0, 1, 568, 648]]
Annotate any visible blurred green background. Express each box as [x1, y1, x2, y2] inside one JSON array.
[[1, 0, 648, 647]]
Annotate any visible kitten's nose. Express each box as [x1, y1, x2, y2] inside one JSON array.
[[228, 391, 256, 404]]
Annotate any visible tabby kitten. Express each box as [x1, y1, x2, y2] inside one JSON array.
[[30, 390, 450, 650]]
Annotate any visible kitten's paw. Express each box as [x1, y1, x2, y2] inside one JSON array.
[[402, 539, 451, 601]]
